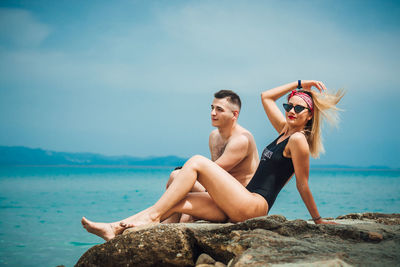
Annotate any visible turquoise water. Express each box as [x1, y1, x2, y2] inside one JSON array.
[[0, 166, 399, 267]]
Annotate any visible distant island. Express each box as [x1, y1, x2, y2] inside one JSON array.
[[0, 146, 186, 166], [0, 146, 396, 170]]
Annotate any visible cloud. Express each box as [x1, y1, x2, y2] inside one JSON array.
[[0, 1, 399, 167], [152, 1, 400, 92], [1, 2, 398, 97], [0, 8, 51, 48]]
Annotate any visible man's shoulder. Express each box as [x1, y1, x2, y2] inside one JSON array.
[[228, 129, 254, 148], [209, 129, 219, 139], [210, 129, 219, 135], [233, 125, 255, 142]]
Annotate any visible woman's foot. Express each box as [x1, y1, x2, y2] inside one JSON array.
[[81, 217, 122, 241]]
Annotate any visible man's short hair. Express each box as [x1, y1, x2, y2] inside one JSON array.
[[214, 90, 241, 111]]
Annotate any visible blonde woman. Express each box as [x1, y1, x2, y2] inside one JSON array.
[[82, 80, 343, 241]]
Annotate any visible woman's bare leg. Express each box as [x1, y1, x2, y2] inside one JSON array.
[[119, 158, 201, 227], [82, 155, 267, 240], [124, 192, 227, 227], [81, 217, 126, 241], [166, 170, 205, 192], [120, 155, 268, 228], [81, 163, 200, 239], [161, 192, 228, 222], [163, 169, 206, 223]]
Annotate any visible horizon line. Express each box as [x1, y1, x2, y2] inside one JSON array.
[[0, 145, 399, 170]]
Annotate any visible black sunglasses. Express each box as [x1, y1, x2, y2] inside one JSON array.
[[283, 103, 310, 114]]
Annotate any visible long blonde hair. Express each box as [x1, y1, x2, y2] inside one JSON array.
[[300, 89, 345, 158]]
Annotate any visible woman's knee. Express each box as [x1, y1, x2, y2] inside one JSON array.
[[166, 170, 180, 189], [186, 155, 209, 170]]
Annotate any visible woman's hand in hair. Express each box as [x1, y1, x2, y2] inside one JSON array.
[[301, 80, 327, 93]]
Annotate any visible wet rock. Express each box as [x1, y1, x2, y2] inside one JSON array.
[[76, 213, 400, 267]]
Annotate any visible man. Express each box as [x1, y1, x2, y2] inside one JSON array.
[[164, 90, 259, 222]]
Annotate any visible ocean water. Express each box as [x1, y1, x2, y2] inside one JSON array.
[[0, 166, 399, 267]]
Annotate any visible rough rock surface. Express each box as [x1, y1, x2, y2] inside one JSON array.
[[75, 213, 400, 267]]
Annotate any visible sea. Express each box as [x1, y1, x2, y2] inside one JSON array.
[[0, 166, 399, 267]]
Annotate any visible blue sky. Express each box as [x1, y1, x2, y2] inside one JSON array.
[[0, 0, 399, 168]]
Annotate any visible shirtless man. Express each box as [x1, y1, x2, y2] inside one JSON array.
[[163, 90, 259, 222], [81, 90, 259, 239]]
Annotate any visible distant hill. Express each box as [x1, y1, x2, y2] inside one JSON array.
[[0, 146, 187, 166], [0, 146, 396, 170]]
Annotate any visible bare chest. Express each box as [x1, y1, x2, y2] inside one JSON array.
[[211, 140, 227, 161]]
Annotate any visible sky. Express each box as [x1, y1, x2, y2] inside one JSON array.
[[0, 0, 399, 168]]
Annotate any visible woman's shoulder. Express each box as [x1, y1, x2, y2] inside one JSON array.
[[288, 132, 309, 151], [290, 132, 307, 141]]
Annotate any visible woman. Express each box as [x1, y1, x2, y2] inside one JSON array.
[[82, 80, 343, 241]]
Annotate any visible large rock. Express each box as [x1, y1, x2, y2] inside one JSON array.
[[75, 213, 400, 266]]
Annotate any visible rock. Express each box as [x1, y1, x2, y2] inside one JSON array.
[[336, 213, 400, 225], [75, 213, 400, 267], [268, 258, 352, 266], [368, 231, 383, 242], [196, 253, 216, 265], [75, 224, 195, 266]]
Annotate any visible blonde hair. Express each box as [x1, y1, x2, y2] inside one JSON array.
[[300, 89, 345, 158]]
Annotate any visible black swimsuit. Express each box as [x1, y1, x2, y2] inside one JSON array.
[[246, 134, 294, 211]]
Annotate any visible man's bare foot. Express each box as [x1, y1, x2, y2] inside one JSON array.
[[81, 217, 120, 241]]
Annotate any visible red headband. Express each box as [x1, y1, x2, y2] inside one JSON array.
[[288, 90, 314, 112]]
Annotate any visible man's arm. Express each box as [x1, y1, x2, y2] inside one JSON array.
[[209, 131, 216, 161], [214, 135, 249, 172]]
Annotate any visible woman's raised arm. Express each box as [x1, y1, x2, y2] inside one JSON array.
[[261, 81, 298, 133], [261, 80, 327, 133]]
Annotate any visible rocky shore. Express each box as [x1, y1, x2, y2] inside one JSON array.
[[75, 213, 400, 266]]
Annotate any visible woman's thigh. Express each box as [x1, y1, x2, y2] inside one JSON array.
[[188, 155, 268, 221], [168, 192, 228, 222]]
